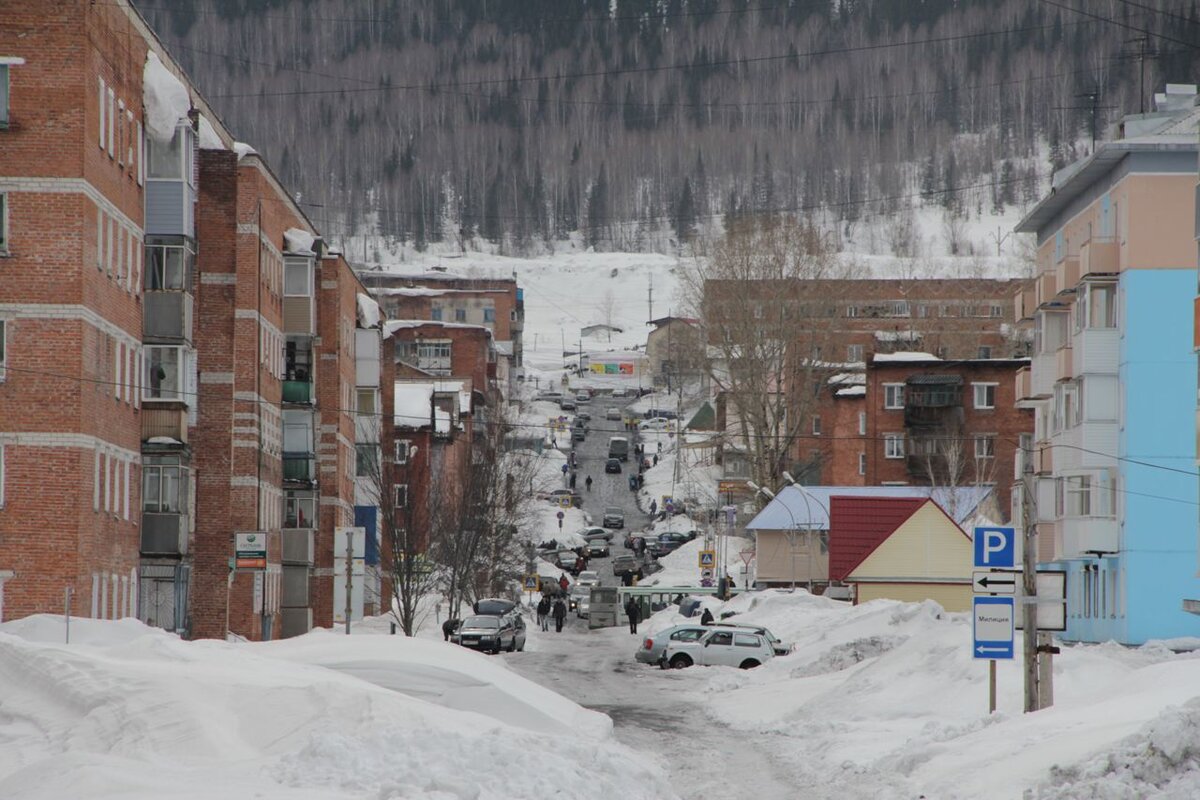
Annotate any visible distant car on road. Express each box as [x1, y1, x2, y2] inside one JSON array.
[[575, 390, 591, 403], [662, 628, 773, 670], [559, 397, 577, 411], [584, 540, 610, 558], [603, 506, 625, 528], [635, 624, 710, 664], [605, 407, 623, 420], [612, 555, 642, 579], [535, 391, 564, 403], [572, 427, 586, 442], [569, 583, 591, 611], [638, 417, 676, 431], [578, 526, 613, 542], [576, 570, 601, 587], [605, 457, 622, 474], [611, 388, 628, 398]]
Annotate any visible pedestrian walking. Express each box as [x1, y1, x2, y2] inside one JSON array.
[[552, 598, 567, 632], [559, 573, 570, 593], [585, 475, 593, 492], [637, 474, 644, 489], [624, 597, 642, 634], [653, 454, 659, 466], [569, 471, 577, 489], [649, 499, 657, 516], [536, 595, 551, 631], [657, 441, 663, 453]]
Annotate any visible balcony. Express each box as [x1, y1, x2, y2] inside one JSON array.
[[1060, 518, 1119, 560], [1055, 345, 1074, 382], [282, 528, 315, 565], [1015, 367, 1033, 405], [142, 406, 188, 444], [1081, 238, 1119, 276], [1036, 271, 1058, 307], [1056, 256, 1080, 296], [282, 380, 313, 404], [1073, 328, 1119, 375], [283, 296, 314, 334], [904, 404, 964, 429], [1015, 284, 1037, 321], [145, 179, 196, 237], [1036, 445, 1054, 474], [144, 291, 194, 343], [906, 452, 946, 478], [141, 512, 188, 556], [282, 454, 316, 482]]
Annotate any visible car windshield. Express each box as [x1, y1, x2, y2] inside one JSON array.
[[605, 507, 621, 515], [463, 617, 499, 629], [579, 572, 599, 581]]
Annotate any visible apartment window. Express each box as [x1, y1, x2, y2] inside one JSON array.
[[1066, 475, 1092, 516], [284, 494, 315, 528], [974, 435, 996, 459], [884, 433, 905, 459], [847, 344, 864, 362], [812, 415, 821, 436], [143, 346, 184, 400], [147, 127, 187, 179], [973, 383, 997, 409], [883, 384, 905, 410], [1084, 284, 1116, 329], [858, 452, 866, 475], [989, 305, 1004, 318], [356, 388, 377, 417], [483, 307, 495, 323], [431, 307, 443, 321], [394, 440, 410, 464], [355, 444, 378, 478], [846, 306, 859, 318], [0, 193, 7, 254], [0, 63, 11, 129], [394, 484, 408, 508], [454, 307, 467, 322], [142, 465, 184, 513], [916, 304, 929, 318], [858, 411, 866, 435], [977, 346, 992, 359], [0, 319, 5, 381], [282, 410, 313, 453], [145, 239, 194, 290], [106, 87, 115, 157], [283, 260, 312, 296]]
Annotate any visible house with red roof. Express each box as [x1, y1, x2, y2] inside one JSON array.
[[829, 496, 974, 611]]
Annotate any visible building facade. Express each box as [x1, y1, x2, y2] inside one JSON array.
[[1015, 90, 1200, 644]]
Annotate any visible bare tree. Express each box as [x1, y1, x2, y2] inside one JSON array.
[[599, 289, 616, 342]]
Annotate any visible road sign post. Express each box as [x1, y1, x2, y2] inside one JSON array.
[[973, 595, 1015, 715], [698, 550, 716, 569], [557, 509, 564, 532]]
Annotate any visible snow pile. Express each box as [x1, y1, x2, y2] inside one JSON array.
[[283, 227, 316, 254], [356, 292, 382, 328], [394, 382, 434, 428], [873, 351, 942, 362], [532, 502, 589, 546], [142, 51, 189, 143], [642, 533, 753, 588], [196, 115, 225, 150], [232, 141, 257, 160], [0, 616, 679, 800]]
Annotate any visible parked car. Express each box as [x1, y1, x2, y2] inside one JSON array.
[[575, 390, 591, 403], [559, 398, 577, 411], [472, 598, 518, 616], [638, 417, 675, 431], [603, 507, 625, 528], [711, 622, 793, 656], [578, 526, 612, 542], [605, 407, 623, 421], [452, 615, 522, 654], [537, 488, 582, 508], [576, 410, 592, 422], [612, 555, 643, 579], [635, 624, 710, 664], [661, 628, 774, 670], [648, 531, 689, 557], [605, 457, 622, 474], [576, 570, 601, 587], [611, 388, 628, 398], [585, 540, 610, 558]]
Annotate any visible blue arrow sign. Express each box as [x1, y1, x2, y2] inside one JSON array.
[[973, 526, 1016, 569], [973, 596, 1015, 660]]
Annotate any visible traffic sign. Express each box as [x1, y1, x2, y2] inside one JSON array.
[[700, 568, 714, 581], [698, 550, 716, 568], [523, 574, 540, 591], [973, 596, 1015, 660], [973, 570, 1018, 594], [973, 526, 1016, 569], [556, 510, 565, 520]]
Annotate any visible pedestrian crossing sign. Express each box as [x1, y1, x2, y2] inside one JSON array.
[[523, 575, 540, 591], [698, 550, 716, 568]]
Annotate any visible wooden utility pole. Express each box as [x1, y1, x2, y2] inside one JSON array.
[[1021, 469, 1039, 712], [345, 529, 353, 635]]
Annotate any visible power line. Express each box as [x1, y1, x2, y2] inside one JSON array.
[[1040, 0, 1200, 52]]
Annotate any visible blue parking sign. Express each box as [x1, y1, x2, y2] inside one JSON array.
[[973, 526, 1016, 569]]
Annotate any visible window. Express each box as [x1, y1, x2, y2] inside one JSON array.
[[1066, 475, 1092, 516], [0, 193, 7, 254], [106, 87, 115, 158], [974, 435, 996, 459], [356, 388, 377, 416], [884, 433, 905, 459], [143, 346, 183, 400], [883, 384, 904, 409], [858, 452, 866, 475], [847, 344, 864, 362], [284, 494, 315, 528], [670, 629, 705, 642], [283, 260, 311, 296], [394, 440, 410, 464], [977, 346, 992, 359], [142, 465, 185, 513], [812, 416, 821, 436], [282, 410, 313, 453], [734, 634, 760, 647], [846, 306, 859, 318], [0, 319, 5, 381], [916, 304, 929, 318], [394, 484, 408, 508], [454, 307, 466, 322], [483, 307, 495, 323], [973, 383, 997, 409], [355, 444, 378, 477], [144, 239, 194, 290], [431, 306, 443, 321], [147, 127, 184, 179], [989, 305, 1004, 318], [1084, 284, 1116, 329], [858, 412, 866, 435]]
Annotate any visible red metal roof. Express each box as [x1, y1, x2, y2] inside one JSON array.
[[828, 496, 927, 581]]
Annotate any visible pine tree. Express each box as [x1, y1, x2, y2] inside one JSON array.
[[586, 163, 609, 249], [673, 178, 697, 244]]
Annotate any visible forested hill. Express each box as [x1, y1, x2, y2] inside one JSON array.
[[138, 0, 1200, 254]]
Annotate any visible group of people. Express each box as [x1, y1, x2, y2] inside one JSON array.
[[536, 592, 568, 632]]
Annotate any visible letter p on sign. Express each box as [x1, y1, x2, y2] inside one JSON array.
[[973, 526, 1016, 569]]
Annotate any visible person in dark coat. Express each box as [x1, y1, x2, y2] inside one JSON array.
[[552, 598, 567, 632], [585, 475, 593, 492], [569, 471, 577, 489], [649, 499, 658, 516], [700, 607, 715, 625], [624, 597, 642, 634], [652, 454, 659, 466], [536, 595, 551, 631], [443, 618, 461, 641]]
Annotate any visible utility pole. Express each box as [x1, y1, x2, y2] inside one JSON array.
[[990, 226, 1011, 257], [1127, 35, 1150, 115], [345, 529, 353, 635], [648, 274, 654, 323], [1020, 467, 1039, 712]]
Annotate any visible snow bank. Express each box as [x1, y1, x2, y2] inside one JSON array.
[[196, 115, 225, 150], [142, 51, 189, 143], [394, 382, 434, 428], [283, 227, 316, 254], [0, 616, 679, 800], [356, 292, 382, 328]]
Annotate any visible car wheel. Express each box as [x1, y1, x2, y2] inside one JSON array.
[[739, 659, 760, 670], [669, 654, 692, 670], [508, 638, 516, 653]]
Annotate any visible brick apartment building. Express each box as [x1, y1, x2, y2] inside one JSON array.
[[0, 1, 361, 636]]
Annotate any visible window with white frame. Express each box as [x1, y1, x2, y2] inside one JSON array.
[[884, 433, 905, 459], [284, 493, 315, 528], [1065, 474, 1091, 516], [394, 439, 410, 464], [142, 464, 186, 513], [812, 415, 821, 436], [858, 452, 866, 475], [355, 443, 378, 477], [973, 383, 997, 409], [0, 63, 12, 129], [284, 259, 312, 296], [0, 192, 7, 254], [846, 306, 859, 318], [356, 388, 377, 416], [282, 410, 313, 453], [847, 344, 864, 362], [0, 319, 6, 381], [974, 435, 996, 459], [858, 411, 866, 435], [883, 384, 904, 409], [144, 238, 194, 290], [143, 346, 184, 400], [394, 484, 408, 508], [146, 126, 188, 179]]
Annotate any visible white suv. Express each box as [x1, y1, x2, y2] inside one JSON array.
[[662, 628, 774, 670]]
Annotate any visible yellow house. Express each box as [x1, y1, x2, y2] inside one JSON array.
[[829, 496, 973, 612]]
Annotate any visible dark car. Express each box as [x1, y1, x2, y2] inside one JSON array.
[[612, 555, 643, 579], [452, 615, 519, 653], [572, 428, 587, 442], [585, 540, 611, 558], [603, 507, 625, 528], [605, 458, 622, 474], [649, 532, 689, 557], [473, 597, 518, 616]]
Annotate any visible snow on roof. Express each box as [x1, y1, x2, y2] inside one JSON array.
[[373, 287, 448, 297], [394, 382, 434, 428], [827, 372, 866, 386], [384, 320, 493, 336], [356, 293, 382, 329], [873, 351, 941, 362], [142, 52, 190, 144], [434, 409, 452, 434], [874, 330, 923, 341], [283, 228, 316, 255], [746, 485, 992, 531], [197, 115, 225, 151], [232, 142, 257, 160], [435, 379, 472, 414], [147, 436, 183, 445], [835, 385, 866, 397], [494, 340, 514, 356]]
